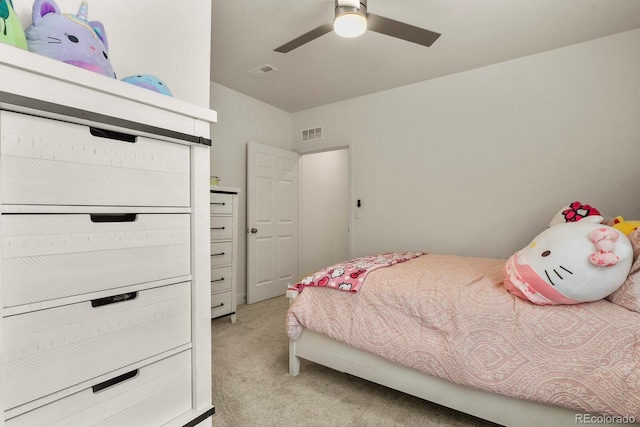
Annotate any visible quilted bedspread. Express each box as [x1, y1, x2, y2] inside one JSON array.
[[286, 254, 640, 417]]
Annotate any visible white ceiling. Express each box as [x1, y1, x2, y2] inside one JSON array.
[[211, 0, 640, 113]]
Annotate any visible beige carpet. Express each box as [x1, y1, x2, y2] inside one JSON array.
[[210, 296, 500, 427]]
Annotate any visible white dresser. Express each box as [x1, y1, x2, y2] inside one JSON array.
[[0, 44, 216, 426], [210, 187, 239, 322]]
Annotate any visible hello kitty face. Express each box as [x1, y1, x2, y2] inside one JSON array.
[[513, 220, 633, 302], [25, 0, 115, 78], [300, 275, 315, 285], [330, 267, 345, 278]]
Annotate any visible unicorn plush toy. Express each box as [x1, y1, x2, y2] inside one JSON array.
[[25, 0, 115, 78]]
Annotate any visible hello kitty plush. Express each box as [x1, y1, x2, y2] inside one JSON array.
[[503, 216, 633, 305], [548, 200, 602, 227], [25, 0, 115, 78]]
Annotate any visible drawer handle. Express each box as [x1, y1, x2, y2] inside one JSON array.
[[91, 291, 138, 308], [212, 202, 226, 206], [212, 252, 225, 256], [212, 277, 225, 283], [92, 369, 139, 393], [212, 227, 226, 230], [212, 302, 225, 309], [90, 213, 138, 223], [90, 127, 137, 143]]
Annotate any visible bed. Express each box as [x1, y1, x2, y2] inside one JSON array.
[[286, 247, 640, 427]]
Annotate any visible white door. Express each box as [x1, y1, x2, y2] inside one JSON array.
[[246, 142, 299, 304]]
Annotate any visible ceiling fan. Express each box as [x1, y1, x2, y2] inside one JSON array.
[[274, 0, 441, 53]]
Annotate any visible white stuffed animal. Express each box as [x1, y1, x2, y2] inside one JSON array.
[[503, 216, 633, 305]]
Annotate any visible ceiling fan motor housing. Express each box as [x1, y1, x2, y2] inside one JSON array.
[[335, 0, 367, 19]]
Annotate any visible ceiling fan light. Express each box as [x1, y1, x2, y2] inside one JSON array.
[[333, 12, 367, 38]]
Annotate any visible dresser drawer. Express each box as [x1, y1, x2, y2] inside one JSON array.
[[2, 282, 191, 410], [1, 213, 191, 307], [211, 241, 233, 267], [210, 215, 233, 240], [210, 193, 233, 214], [211, 266, 232, 293], [211, 291, 232, 318], [0, 111, 190, 207], [6, 350, 192, 427]]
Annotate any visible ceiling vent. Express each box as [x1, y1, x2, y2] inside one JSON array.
[[301, 126, 323, 142], [248, 64, 277, 77]]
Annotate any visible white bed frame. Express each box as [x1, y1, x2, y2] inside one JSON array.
[[286, 290, 636, 427]]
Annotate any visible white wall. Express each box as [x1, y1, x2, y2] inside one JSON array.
[[299, 149, 350, 276], [292, 29, 640, 260], [15, 0, 211, 107], [209, 82, 292, 303]]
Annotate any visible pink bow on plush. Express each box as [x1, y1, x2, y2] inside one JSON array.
[[590, 228, 620, 267]]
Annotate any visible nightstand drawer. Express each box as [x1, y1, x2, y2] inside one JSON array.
[[3, 282, 191, 410], [2, 213, 191, 307], [211, 241, 232, 267], [0, 111, 190, 207], [210, 193, 233, 214], [211, 291, 232, 318], [211, 266, 232, 293], [210, 216, 233, 240], [6, 350, 192, 427]]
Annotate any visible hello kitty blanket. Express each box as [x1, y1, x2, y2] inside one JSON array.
[[291, 251, 425, 293]]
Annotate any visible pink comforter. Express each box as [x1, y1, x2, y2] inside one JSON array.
[[286, 254, 640, 417]]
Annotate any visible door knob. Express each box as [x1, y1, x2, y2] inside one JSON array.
[[250, 228, 258, 234]]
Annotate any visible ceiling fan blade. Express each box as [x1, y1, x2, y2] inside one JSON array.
[[274, 22, 334, 53], [367, 13, 441, 47]]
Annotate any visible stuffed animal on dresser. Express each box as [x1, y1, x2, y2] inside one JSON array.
[[25, 0, 115, 78], [503, 216, 633, 305], [122, 74, 173, 96], [0, 0, 28, 49]]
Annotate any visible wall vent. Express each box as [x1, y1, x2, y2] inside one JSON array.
[[248, 64, 277, 77], [301, 126, 323, 142]]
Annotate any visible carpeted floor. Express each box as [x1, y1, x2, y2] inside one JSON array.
[[210, 296, 499, 427]]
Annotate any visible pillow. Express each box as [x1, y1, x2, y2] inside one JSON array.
[[25, 0, 116, 78], [122, 75, 173, 96], [606, 229, 640, 313], [503, 219, 633, 305]]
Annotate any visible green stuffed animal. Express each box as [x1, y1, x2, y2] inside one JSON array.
[[0, 0, 27, 49]]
